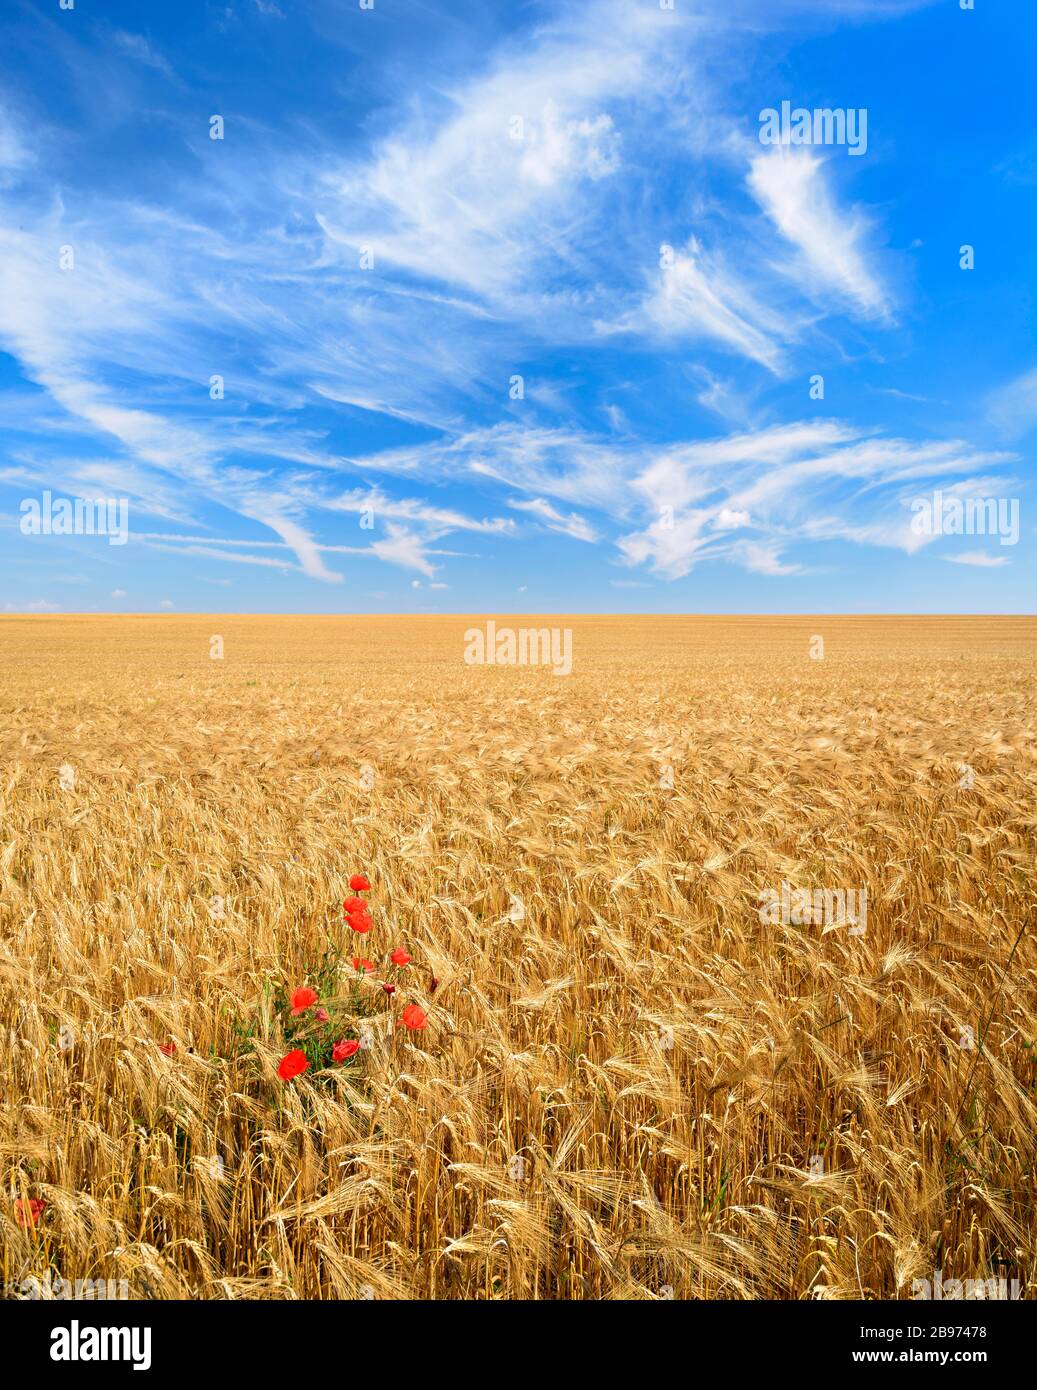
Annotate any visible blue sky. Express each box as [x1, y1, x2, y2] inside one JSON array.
[[0, 0, 1034, 614]]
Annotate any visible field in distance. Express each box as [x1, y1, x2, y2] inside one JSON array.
[[1, 614, 1034, 1299]]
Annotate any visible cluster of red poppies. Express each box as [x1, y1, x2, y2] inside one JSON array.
[[276, 871, 427, 1082], [277, 981, 362, 1080], [19, 874, 433, 1230], [343, 872, 373, 933]]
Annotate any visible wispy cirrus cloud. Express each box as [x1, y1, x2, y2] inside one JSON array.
[[312, 2, 662, 307], [346, 417, 1016, 581], [748, 148, 891, 320], [944, 551, 1011, 568], [508, 497, 600, 543], [110, 30, 178, 82], [604, 238, 786, 372], [987, 365, 1037, 439]]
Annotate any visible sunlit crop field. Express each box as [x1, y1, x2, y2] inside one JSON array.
[[1, 614, 1035, 1300]]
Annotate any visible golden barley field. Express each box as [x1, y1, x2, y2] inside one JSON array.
[[1, 613, 1035, 1301]]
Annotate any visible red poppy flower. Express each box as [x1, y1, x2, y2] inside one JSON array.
[[390, 947, 412, 967], [277, 1049, 309, 1081], [348, 913, 373, 934], [15, 1198, 46, 1228], [429, 977, 439, 993], [332, 1039, 361, 1062], [343, 897, 367, 915], [290, 986, 318, 1016], [352, 957, 375, 973], [314, 1007, 330, 1023], [382, 983, 396, 995], [158, 1041, 177, 1057], [349, 874, 371, 892], [400, 1003, 427, 1031]]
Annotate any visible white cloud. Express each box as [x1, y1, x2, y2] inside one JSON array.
[[4, 598, 61, 612], [616, 238, 783, 371], [733, 540, 802, 575], [944, 551, 1011, 568], [111, 31, 177, 81], [617, 421, 1015, 579], [325, 487, 513, 536], [748, 148, 890, 319], [0, 221, 343, 582], [371, 524, 438, 577], [618, 511, 713, 580], [316, 2, 661, 304], [987, 364, 1037, 438], [142, 540, 296, 571], [509, 496, 600, 543], [344, 414, 1016, 584], [0, 104, 31, 182], [357, 423, 630, 510]]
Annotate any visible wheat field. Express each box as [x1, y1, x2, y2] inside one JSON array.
[[1, 613, 1034, 1301]]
